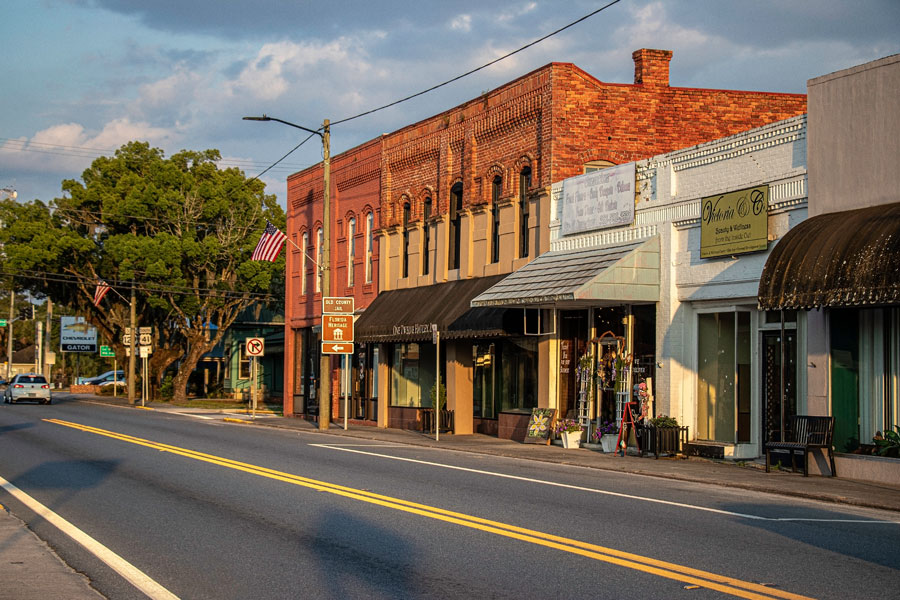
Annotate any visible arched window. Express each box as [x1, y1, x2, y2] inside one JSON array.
[[402, 202, 411, 278], [301, 231, 309, 295], [584, 159, 616, 173], [519, 166, 531, 258], [347, 217, 356, 287], [448, 183, 463, 270], [365, 212, 374, 284], [316, 227, 324, 293], [422, 196, 432, 275], [491, 175, 502, 264]]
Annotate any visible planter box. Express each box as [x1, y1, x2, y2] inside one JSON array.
[[639, 426, 689, 458], [600, 434, 619, 453], [560, 430, 583, 449]]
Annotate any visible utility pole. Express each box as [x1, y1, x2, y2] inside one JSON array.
[[320, 119, 331, 430], [243, 114, 332, 430], [128, 280, 136, 405], [6, 288, 12, 381]]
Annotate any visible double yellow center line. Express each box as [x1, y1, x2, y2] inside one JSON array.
[[45, 419, 815, 600]]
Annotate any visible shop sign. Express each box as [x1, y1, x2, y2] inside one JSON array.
[[700, 185, 768, 259], [558, 162, 636, 236], [392, 323, 433, 336]]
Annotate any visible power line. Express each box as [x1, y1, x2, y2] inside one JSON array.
[[0, 137, 310, 172], [1, 269, 278, 301], [331, 0, 623, 127], [246, 1, 623, 178]]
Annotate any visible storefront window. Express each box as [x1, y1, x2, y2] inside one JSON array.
[[697, 311, 751, 443], [390, 343, 436, 407], [500, 338, 538, 412], [832, 307, 900, 453], [473, 343, 497, 419]]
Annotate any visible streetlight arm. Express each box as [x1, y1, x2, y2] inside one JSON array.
[[243, 115, 322, 138]]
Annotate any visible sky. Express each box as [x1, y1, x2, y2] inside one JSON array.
[[2, 0, 899, 209]]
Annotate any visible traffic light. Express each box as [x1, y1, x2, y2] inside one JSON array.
[[18, 305, 34, 320]]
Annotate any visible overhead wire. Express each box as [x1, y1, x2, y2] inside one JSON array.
[[243, 1, 623, 176], [0, 268, 278, 301], [330, 0, 623, 127]]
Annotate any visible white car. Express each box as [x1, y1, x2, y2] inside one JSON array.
[[4, 373, 52, 404]]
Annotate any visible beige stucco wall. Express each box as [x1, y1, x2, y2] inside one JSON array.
[[808, 54, 900, 217]]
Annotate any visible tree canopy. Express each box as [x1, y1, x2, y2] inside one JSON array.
[[1, 141, 285, 402]]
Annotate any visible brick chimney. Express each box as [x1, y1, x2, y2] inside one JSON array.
[[633, 49, 673, 87]]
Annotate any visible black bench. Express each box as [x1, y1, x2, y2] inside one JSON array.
[[765, 415, 836, 477]]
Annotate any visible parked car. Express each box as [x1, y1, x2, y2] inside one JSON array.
[[4, 373, 51, 404], [84, 370, 125, 386]]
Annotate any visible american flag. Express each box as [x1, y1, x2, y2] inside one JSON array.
[[251, 221, 288, 262], [93, 280, 111, 306]]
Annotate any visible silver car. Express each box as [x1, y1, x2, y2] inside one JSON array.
[[3, 373, 52, 404]]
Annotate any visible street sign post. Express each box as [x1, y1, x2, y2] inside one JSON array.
[[322, 297, 354, 314], [322, 296, 355, 429], [245, 337, 264, 357], [322, 314, 353, 344], [244, 338, 265, 418], [322, 342, 353, 354]]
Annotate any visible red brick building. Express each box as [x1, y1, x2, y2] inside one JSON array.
[[284, 49, 806, 429]]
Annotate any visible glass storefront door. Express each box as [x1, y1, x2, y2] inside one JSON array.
[[697, 311, 751, 443], [762, 330, 796, 444]]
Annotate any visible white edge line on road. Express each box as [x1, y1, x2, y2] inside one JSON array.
[[309, 444, 900, 525], [0, 474, 180, 600]]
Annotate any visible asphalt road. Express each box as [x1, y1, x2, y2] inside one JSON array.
[[1, 396, 898, 599]]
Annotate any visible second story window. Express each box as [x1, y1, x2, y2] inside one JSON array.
[[301, 231, 309, 295], [347, 217, 356, 287], [316, 227, 323, 293], [519, 166, 531, 259], [365, 212, 374, 284], [491, 175, 501, 264], [449, 183, 463, 271], [402, 202, 411, 278], [422, 196, 432, 275]]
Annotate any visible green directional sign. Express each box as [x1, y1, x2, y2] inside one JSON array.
[[100, 345, 114, 357], [0, 319, 6, 327]]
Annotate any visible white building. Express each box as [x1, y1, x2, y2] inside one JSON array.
[[474, 115, 809, 460]]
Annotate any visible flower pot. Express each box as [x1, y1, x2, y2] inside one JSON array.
[[561, 429, 582, 449], [600, 433, 618, 453]]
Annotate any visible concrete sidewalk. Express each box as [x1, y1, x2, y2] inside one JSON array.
[[0, 506, 102, 600]]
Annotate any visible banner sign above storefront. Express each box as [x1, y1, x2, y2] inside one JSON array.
[[700, 185, 769, 259], [558, 162, 636, 237]]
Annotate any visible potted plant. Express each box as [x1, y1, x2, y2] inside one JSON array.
[[874, 426, 900, 458], [641, 414, 688, 458], [593, 420, 619, 453], [555, 419, 584, 449]]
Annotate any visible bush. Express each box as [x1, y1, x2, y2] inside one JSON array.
[[648, 414, 679, 428], [159, 375, 174, 399]]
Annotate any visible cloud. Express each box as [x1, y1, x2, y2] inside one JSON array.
[[226, 39, 371, 102], [450, 14, 472, 32], [0, 120, 177, 176]]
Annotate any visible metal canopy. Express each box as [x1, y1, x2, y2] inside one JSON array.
[[758, 202, 900, 310], [470, 236, 660, 308]]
